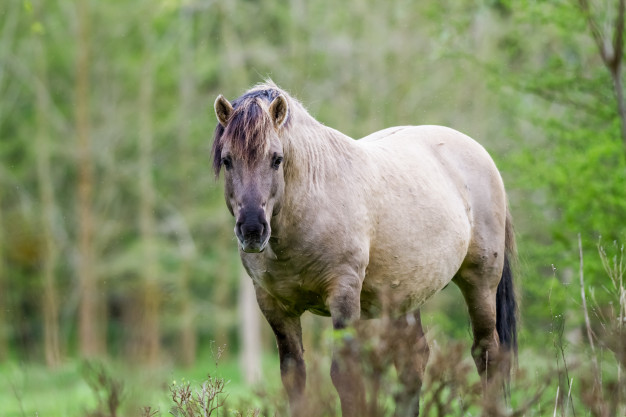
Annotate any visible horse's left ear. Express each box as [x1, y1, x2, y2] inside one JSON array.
[[269, 94, 289, 129]]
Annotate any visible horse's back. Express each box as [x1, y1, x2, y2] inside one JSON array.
[[356, 125, 507, 314], [359, 125, 505, 218], [360, 125, 492, 159]]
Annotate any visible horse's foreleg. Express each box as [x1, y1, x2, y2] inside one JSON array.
[[255, 288, 306, 417], [328, 279, 366, 417], [391, 310, 429, 417]]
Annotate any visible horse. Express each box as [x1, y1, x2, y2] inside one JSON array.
[[211, 81, 518, 417]]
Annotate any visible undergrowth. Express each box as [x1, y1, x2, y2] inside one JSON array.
[[43, 243, 626, 416]]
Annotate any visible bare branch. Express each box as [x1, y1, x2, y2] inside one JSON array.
[[577, 0, 626, 159], [578, 0, 611, 63], [613, 0, 625, 72]]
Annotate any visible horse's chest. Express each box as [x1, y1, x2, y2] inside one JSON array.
[[244, 258, 331, 315]]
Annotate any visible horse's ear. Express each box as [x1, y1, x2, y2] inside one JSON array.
[[269, 94, 289, 129], [214, 95, 233, 127]]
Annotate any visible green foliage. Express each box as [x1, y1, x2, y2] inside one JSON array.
[[490, 1, 626, 339], [1, 4, 626, 414]]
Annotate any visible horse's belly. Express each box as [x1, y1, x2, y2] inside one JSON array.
[[362, 213, 471, 317], [362, 253, 465, 317]]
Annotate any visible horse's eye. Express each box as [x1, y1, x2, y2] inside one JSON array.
[[272, 156, 283, 170], [222, 157, 232, 170]]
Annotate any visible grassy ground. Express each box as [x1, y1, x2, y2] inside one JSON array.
[[0, 352, 283, 417], [2, 360, 96, 417], [2, 343, 622, 417], [2, 291, 624, 417]]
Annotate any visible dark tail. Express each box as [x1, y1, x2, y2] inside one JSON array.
[[496, 208, 518, 359]]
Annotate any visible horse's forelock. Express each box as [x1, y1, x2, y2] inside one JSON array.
[[212, 87, 290, 177]]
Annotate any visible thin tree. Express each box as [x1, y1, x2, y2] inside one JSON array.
[[177, 3, 197, 367], [75, 0, 104, 358], [137, 14, 160, 365], [33, 1, 61, 367], [0, 0, 22, 363], [239, 268, 262, 385], [0, 184, 6, 362]]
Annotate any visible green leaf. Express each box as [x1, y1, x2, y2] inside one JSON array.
[[30, 22, 44, 35]]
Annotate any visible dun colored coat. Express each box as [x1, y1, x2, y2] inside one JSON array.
[[212, 82, 517, 417]]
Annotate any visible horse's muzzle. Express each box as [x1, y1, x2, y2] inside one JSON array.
[[240, 238, 269, 253], [235, 212, 270, 253]]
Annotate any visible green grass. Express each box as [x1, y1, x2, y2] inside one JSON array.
[[1, 361, 96, 417], [0, 342, 623, 416], [0, 353, 283, 417]]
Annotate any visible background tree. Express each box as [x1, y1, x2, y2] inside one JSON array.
[[135, 7, 161, 365], [32, 0, 61, 368], [0, 184, 6, 362], [175, 3, 198, 367], [75, 0, 105, 358]]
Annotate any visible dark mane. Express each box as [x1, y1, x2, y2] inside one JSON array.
[[212, 86, 290, 177]]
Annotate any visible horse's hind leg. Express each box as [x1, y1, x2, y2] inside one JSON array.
[[391, 310, 429, 417], [453, 256, 504, 385]]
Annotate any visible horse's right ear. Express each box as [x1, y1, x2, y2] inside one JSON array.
[[214, 95, 233, 127]]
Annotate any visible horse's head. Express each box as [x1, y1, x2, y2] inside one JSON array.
[[211, 89, 289, 253]]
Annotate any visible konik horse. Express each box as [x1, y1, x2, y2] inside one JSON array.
[[211, 82, 517, 417]]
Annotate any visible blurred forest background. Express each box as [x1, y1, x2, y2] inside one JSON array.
[[1, 0, 625, 415]]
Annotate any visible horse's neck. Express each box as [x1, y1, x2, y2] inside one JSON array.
[[282, 116, 355, 195], [272, 118, 356, 244]]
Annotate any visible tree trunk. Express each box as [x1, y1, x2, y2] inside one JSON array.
[[212, 227, 233, 354], [177, 5, 197, 367], [0, 2, 16, 362], [0, 186, 6, 362], [239, 267, 262, 385], [137, 16, 160, 365], [609, 0, 626, 160], [610, 63, 626, 160], [75, 0, 104, 358], [33, 5, 61, 367]]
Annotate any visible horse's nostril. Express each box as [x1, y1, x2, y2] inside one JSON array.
[[240, 221, 265, 239], [236, 210, 269, 243], [235, 220, 244, 237]]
